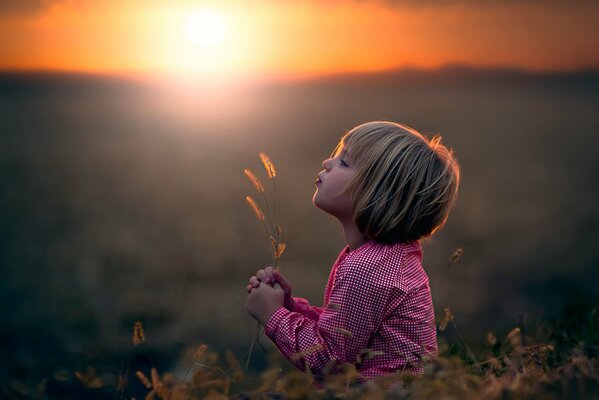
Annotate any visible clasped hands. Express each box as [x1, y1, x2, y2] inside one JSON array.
[[245, 266, 294, 326]]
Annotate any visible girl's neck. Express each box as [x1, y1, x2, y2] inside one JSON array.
[[339, 218, 368, 251]]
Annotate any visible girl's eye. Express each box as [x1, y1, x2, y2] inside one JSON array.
[[340, 158, 349, 167]]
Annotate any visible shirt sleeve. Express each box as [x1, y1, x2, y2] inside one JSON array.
[[264, 261, 393, 376], [291, 297, 324, 321]]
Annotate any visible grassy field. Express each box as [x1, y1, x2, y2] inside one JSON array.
[[1, 68, 597, 398]]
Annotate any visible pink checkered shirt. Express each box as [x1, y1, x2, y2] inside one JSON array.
[[264, 239, 438, 382]]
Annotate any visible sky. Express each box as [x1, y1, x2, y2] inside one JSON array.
[[0, 0, 598, 79]]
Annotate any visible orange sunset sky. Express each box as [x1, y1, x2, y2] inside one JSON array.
[[0, 0, 598, 79]]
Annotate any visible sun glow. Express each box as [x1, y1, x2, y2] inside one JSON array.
[[184, 9, 226, 48]]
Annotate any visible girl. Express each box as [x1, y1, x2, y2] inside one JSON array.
[[245, 121, 460, 385]]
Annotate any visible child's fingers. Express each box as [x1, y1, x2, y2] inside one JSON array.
[[246, 284, 253, 293], [265, 266, 275, 280], [249, 276, 260, 287], [256, 269, 271, 284]]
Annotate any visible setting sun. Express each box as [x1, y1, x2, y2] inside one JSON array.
[[184, 9, 226, 48]]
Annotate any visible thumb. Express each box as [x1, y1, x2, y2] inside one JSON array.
[[273, 270, 290, 289]]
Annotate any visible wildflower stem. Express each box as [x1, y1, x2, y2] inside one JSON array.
[[450, 320, 484, 375]]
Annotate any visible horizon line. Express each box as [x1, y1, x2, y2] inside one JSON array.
[[1, 63, 598, 84]]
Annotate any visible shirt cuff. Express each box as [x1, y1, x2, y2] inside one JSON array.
[[265, 307, 290, 339]]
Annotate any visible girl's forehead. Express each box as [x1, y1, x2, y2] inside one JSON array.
[[333, 141, 351, 156]]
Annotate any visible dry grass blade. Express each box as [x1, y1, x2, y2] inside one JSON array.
[[335, 327, 353, 339], [245, 196, 265, 221], [150, 368, 162, 390], [144, 390, 156, 400], [74, 367, 103, 388], [438, 307, 454, 331], [291, 344, 325, 361], [136, 371, 152, 389], [258, 367, 282, 392], [259, 152, 277, 178], [356, 349, 385, 364], [269, 236, 277, 259], [323, 359, 338, 375], [244, 169, 265, 192], [225, 350, 244, 382], [132, 321, 145, 346]]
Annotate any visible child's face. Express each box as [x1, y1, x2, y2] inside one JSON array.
[[312, 144, 356, 220]]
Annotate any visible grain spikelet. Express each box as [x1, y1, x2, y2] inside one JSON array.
[[245, 196, 265, 221], [225, 350, 244, 382], [356, 348, 385, 366], [145, 390, 156, 400], [275, 243, 286, 259], [259, 152, 277, 178], [486, 332, 497, 346], [192, 369, 215, 386], [243, 169, 265, 192], [507, 327, 522, 348], [132, 321, 145, 346], [136, 371, 152, 389], [291, 344, 325, 361], [193, 343, 208, 361], [438, 307, 454, 331], [449, 248, 463, 267], [74, 367, 103, 388], [335, 327, 353, 339], [150, 368, 162, 390], [258, 368, 281, 392], [275, 224, 283, 238]]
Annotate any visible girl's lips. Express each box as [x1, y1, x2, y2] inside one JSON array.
[[315, 177, 322, 186]]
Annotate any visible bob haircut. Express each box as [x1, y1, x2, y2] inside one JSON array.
[[332, 121, 461, 244]]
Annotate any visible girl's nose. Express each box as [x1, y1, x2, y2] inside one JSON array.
[[322, 158, 332, 171]]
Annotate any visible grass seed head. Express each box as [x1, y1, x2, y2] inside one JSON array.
[[136, 371, 152, 389], [225, 350, 244, 382], [275, 242, 286, 259], [193, 344, 208, 361], [259, 152, 277, 178], [449, 248, 463, 266], [335, 327, 354, 339], [132, 321, 145, 346], [243, 169, 265, 192], [438, 307, 454, 331], [507, 327, 522, 348], [245, 196, 265, 221], [290, 344, 325, 361]]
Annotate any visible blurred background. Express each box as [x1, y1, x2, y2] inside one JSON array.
[[1, 0, 598, 390]]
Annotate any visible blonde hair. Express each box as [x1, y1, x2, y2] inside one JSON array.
[[334, 121, 461, 244]]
